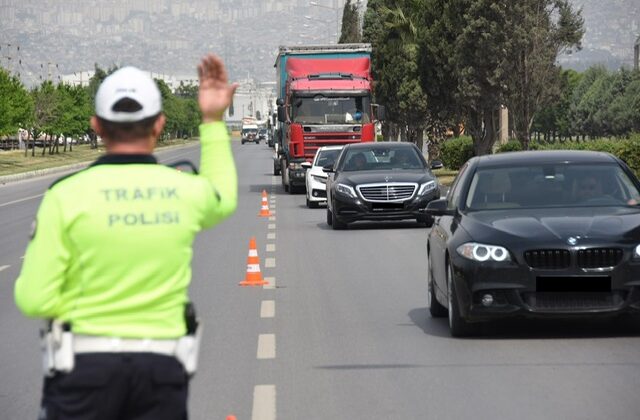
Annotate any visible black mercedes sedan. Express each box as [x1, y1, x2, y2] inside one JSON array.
[[426, 150, 640, 336], [324, 142, 440, 229]]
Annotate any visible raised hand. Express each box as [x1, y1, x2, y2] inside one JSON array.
[[197, 54, 239, 123]]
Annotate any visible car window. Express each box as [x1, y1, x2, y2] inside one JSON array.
[[447, 163, 468, 210], [464, 163, 640, 210], [315, 150, 341, 168], [341, 147, 423, 171]]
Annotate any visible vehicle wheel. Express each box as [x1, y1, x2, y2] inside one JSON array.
[[306, 198, 318, 208], [241, 140, 245, 145], [273, 163, 280, 176], [447, 262, 473, 337], [417, 214, 434, 228], [331, 208, 347, 230], [428, 257, 447, 318], [326, 207, 333, 226]]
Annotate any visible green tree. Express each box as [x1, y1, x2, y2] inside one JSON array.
[[363, 0, 429, 149], [0, 67, 32, 143], [339, 0, 362, 43], [28, 81, 59, 157], [504, 0, 584, 148]]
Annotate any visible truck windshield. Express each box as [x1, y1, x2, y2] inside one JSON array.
[[292, 95, 371, 124]]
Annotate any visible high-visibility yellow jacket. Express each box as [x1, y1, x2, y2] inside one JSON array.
[[15, 122, 237, 339]]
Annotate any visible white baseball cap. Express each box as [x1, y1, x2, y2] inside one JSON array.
[[95, 66, 162, 122]]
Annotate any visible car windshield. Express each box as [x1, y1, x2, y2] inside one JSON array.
[[465, 163, 640, 210], [242, 129, 257, 134], [340, 147, 424, 172], [292, 95, 371, 124], [315, 149, 342, 168]]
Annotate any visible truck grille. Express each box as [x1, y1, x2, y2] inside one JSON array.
[[357, 183, 416, 202], [577, 248, 623, 268], [524, 250, 571, 269]]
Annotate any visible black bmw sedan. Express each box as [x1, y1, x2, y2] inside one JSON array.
[[325, 142, 440, 229], [426, 150, 640, 336]]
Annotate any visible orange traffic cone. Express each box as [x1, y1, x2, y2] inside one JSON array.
[[258, 190, 272, 217], [226, 416, 237, 420], [240, 237, 269, 286]]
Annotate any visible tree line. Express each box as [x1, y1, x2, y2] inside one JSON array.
[[0, 65, 201, 156], [333, 0, 632, 158]]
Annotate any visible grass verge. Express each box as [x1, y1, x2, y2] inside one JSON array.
[[0, 138, 196, 177]]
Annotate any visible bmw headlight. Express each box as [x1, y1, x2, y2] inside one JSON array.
[[456, 242, 511, 262], [418, 180, 437, 195], [634, 244, 640, 260], [336, 183, 357, 199]]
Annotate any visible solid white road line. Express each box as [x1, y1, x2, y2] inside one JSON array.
[[268, 224, 276, 230], [252, 385, 276, 420], [0, 194, 44, 208], [257, 334, 276, 359], [265, 258, 276, 268], [267, 232, 276, 240], [260, 300, 275, 318], [266, 244, 276, 252], [0, 265, 10, 273]]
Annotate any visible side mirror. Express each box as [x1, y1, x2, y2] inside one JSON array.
[[425, 198, 455, 216], [277, 106, 285, 122], [276, 98, 284, 106], [301, 162, 312, 169], [322, 164, 335, 173], [430, 160, 444, 170], [375, 105, 386, 121]]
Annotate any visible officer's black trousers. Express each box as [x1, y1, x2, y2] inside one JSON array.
[[40, 353, 189, 420]]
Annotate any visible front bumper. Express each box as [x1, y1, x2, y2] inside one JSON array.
[[332, 189, 439, 223], [449, 254, 640, 322], [307, 176, 328, 202]]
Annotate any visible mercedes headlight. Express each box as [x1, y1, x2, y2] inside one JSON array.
[[336, 183, 357, 199], [418, 181, 437, 195], [457, 242, 511, 262]]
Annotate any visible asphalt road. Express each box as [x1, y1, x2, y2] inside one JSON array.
[[1, 140, 639, 420]]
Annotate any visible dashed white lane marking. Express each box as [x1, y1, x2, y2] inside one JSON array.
[[265, 258, 276, 268], [257, 334, 276, 359], [0, 265, 10, 273], [269, 216, 276, 221], [268, 224, 276, 230], [252, 385, 276, 420], [260, 300, 275, 318], [0, 194, 44, 208], [266, 244, 276, 252], [267, 232, 276, 240], [263, 277, 276, 290]]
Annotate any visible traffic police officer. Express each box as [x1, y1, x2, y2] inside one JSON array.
[[14, 55, 238, 419]]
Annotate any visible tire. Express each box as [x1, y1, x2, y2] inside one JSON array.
[[306, 198, 318, 208], [284, 183, 290, 193], [331, 208, 347, 230], [241, 140, 246, 144], [447, 262, 474, 337], [428, 255, 447, 318], [273, 163, 280, 176], [326, 207, 333, 226], [417, 214, 434, 228]]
